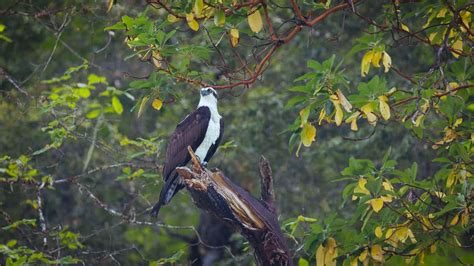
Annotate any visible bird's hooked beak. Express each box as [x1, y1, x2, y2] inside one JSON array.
[[200, 87, 218, 99]]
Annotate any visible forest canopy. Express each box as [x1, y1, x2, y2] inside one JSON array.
[[0, 0, 472, 265]]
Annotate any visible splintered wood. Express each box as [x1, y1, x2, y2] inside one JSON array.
[[175, 146, 292, 265]]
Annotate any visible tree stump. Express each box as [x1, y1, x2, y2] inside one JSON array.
[[176, 147, 292, 266]]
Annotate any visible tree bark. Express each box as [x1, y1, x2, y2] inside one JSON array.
[[176, 147, 292, 266]]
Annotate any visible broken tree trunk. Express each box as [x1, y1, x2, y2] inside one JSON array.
[[176, 147, 292, 266]]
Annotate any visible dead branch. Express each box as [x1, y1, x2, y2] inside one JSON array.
[[175, 146, 292, 265]]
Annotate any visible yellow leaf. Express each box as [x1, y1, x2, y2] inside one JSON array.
[[407, 229, 417, 243], [350, 257, 358, 266], [353, 178, 370, 198], [358, 248, 368, 262], [378, 95, 391, 120], [318, 108, 326, 125], [326, 237, 337, 250], [433, 191, 446, 199], [430, 244, 437, 253], [152, 51, 162, 68], [336, 89, 352, 112], [454, 118, 463, 128], [194, 0, 204, 16], [450, 213, 459, 226], [230, 28, 239, 47], [371, 51, 382, 67], [167, 14, 180, 23], [371, 244, 384, 262], [315, 239, 338, 265], [300, 123, 316, 147], [366, 113, 377, 125], [152, 98, 163, 110], [186, 13, 199, 31], [325, 237, 338, 266], [316, 244, 325, 266], [361, 102, 377, 125], [420, 98, 430, 113], [350, 119, 358, 131], [334, 104, 343, 126], [395, 226, 409, 243], [437, 8, 448, 18], [419, 251, 425, 264], [382, 52, 392, 73], [361, 102, 374, 114], [460, 11, 472, 32], [358, 178, 367, 187], [385, 228, 394, 239], [401, 23, 410, 32], [414, 114, 424, 127], [380, 195, 393, 203], [375, 226, 383, 238], [248, 8, 263, 33], [382, 181, 393, 191], [137, 96, 149, 118], [106, 0, 114, 12], [449, 29, 455, 38], [230, 28, 239, 38], [361, 51, 374, 77], [446, 170, 456, 188], [451, 38, 462, 58], [370, 198, 384, 213]]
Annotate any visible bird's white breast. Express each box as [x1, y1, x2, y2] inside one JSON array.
[[195, 116, 220, 163]]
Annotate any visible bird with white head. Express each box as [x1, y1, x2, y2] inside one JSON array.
[[151, 87, 224, 217]]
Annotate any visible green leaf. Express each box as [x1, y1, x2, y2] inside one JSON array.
[[286, 96, 307, 108], [6, 239, 17, 247], [104, 22, 126, 31], [112, 96, 123, 114], [439, 96, 464, 124], [307, 59, 322, 70], [87, 74, 107, 85], [86, 109, 101, 119], [76, 88, 90, 98], [298, 258, 309, 266], [214, 9, 225, 26], [156, 250, 184, 263], [122, 16, 134, 28]]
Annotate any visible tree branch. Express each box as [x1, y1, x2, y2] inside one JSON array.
[[175, 147, 292, 265]]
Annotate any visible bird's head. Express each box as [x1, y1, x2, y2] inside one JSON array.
[[199, 87, 218, 104], [200, 87, 218, 98]]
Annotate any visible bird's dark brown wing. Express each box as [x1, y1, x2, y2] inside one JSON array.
[[162, 106, 211, 181], [151, 107, 211, 217]]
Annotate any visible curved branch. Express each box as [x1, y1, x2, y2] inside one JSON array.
[[147, 0, 360, 90]]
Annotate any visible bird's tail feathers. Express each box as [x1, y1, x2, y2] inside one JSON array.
[[150, 175, 180, 217]]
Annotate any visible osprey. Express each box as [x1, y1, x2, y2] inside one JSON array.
[[151, 87, 224, 217]]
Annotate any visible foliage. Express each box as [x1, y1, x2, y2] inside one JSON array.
[[0, 0, 472, 265]]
